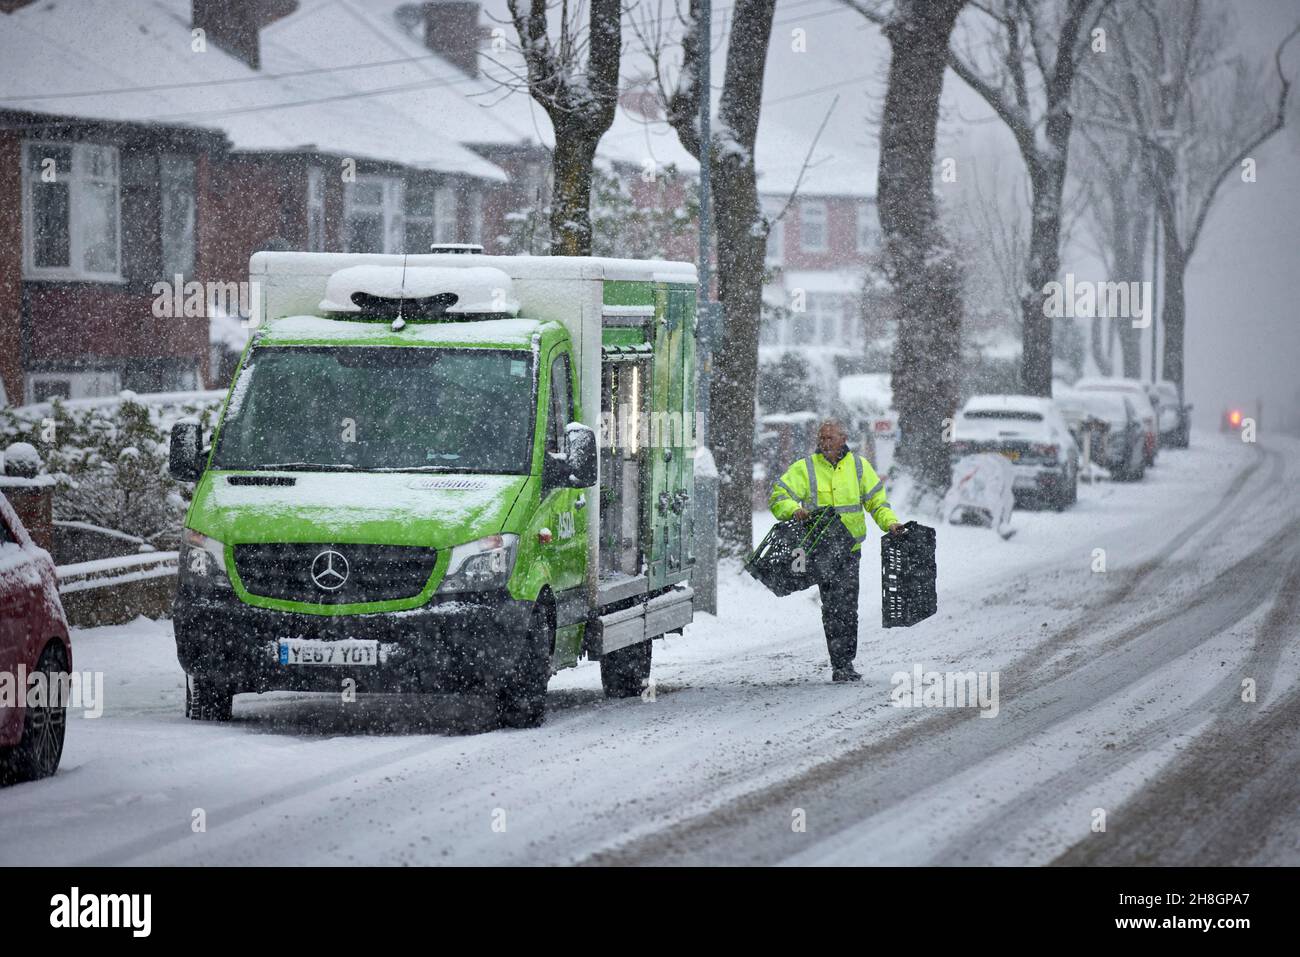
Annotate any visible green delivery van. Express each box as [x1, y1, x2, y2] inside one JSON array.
[[169, 250, 699, 727]]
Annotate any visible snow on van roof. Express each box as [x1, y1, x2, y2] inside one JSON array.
[[319, 266, 520, 316], [251, 251, 697, 286], [256, 315, 547, 348]]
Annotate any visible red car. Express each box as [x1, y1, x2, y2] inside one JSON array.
[[0, 491, 72, 785]]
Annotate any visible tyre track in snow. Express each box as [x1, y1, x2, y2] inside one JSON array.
[[1052, 545, 1300, 866], [580, 447, 1292, 865]]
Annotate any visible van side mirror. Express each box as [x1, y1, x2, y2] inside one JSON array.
[[169, 421, 205, 482], [564, 422, 597, 488]]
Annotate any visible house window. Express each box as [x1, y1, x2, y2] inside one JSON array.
[[344, 175, 404, 253], [25, 369, 122, 404], [468, 190, 484, 244], [405, 179, 435, 253], [857, 202, 877, 253], [160, 156, 196, 279], [306, 168, 326, 252], [434, 187, 459, 244], [806, 293, 849, 346], [800, 200, 827, 253], [22, 142, 121, 280]]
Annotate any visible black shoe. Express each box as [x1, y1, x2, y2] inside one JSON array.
[[832, 666, 862, 683]]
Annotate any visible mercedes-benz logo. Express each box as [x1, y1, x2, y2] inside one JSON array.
[[310, 549, 349, 591]]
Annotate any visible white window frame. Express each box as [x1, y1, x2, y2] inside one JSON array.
[[800, 199, 828, 253], [467, 190, 484, 244], [434, 186, 459, 244], [24, 369, 121, 404], [306, 168, 326, 252], [160, 155, 197, 280], [343, 175, 404, 254], [21, 141, 123, 282], [856, 202, 876, 253]]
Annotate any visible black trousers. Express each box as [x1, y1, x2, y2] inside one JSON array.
[[817, 552, 860, 670]]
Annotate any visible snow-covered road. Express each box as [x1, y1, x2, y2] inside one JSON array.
[[2, 432, 1297, 865]]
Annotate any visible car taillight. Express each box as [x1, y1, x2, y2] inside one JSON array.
[[952, 440, 973, 454], [1031, 443, 1059, 463]]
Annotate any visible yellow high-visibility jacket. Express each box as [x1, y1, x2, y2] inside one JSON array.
[[769, 449, 899, 552]]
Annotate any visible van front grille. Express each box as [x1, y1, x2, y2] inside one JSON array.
[[233, 543, 439, 605]]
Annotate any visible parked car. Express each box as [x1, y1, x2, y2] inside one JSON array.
[[0, 492, 72, 785], [1074, 392, 1147, 481], [951, 395, 1080, 510], [1149, 380, 1191, 448], [1073, 377, 1160, 467]]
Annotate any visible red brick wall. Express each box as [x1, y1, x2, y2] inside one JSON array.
[[774, 194, 874, 271], [0, 132, 22, 404]]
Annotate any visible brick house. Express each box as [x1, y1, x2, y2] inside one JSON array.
[[0, 0, 512, 402]]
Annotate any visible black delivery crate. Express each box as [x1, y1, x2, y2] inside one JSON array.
[[881, 521, 937, 627]]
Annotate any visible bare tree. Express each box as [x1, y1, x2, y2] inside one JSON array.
[[850, 0, 1109, 396], [841, 0, 968, 492], [635, 0, 778, 555], [1071, 119, 1150, 377], [1080, 0, 1299, 390], [505, 0, 622, 255]]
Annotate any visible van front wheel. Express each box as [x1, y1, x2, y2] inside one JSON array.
[[495, 604, 552, 729], [600, 639, 652, 699]]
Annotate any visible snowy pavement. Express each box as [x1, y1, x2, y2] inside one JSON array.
[[2, 431, 1298, 865]]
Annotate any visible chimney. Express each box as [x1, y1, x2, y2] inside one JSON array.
[[192, 0, 299, 71], [423, 1, 481, 78]]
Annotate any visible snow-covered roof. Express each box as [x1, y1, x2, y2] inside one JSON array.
[[0, 0, 507, 181]]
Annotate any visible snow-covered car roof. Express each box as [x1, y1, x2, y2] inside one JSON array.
[[1073, 391, 1132, 423], [1073, 378, 1157, 415], [960, 394, 1058, 418]]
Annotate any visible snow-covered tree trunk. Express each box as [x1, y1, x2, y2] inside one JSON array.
[[876, 0, 967, 492], [661, 0, 777, 556], [507, 0, 621, 256]]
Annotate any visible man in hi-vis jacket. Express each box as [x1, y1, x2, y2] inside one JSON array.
[[769, 419, 904, 682]]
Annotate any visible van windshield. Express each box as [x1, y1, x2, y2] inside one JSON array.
[[212, 346, 535, 474]]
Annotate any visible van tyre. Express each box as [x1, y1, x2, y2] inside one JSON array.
[[601, 639, 652, 699], [495, 604, 552, 729], [186, 672, 234, 722], [0, 642, 69, 785]]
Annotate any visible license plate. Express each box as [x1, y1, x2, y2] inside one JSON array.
[[999, 450, 1021, 463], [278, 638, 379, 667]]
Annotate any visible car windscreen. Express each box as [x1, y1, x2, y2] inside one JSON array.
[[212, 346, 535, 473]]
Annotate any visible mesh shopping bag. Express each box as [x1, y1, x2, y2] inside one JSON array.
[[744, 507, 852, 597]]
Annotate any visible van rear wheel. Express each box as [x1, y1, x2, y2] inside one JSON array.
[[600, 639, 652, 699]]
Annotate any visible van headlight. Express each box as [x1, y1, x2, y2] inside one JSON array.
[[436, 534, 518, 593], [179, 528, 231, 590]]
